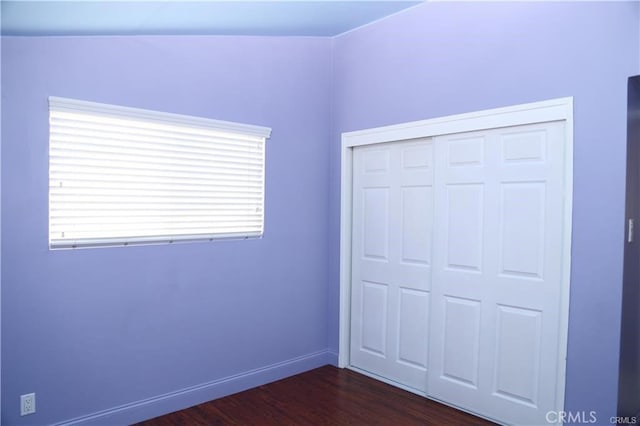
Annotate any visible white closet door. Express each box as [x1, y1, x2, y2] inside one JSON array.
[[350, 138, 434, 392], [428, 121, 566, 425]]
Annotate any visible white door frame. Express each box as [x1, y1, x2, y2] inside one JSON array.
[[338, 97, 573, 414]]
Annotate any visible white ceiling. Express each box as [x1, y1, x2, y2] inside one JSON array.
[[1, 1, 423, 37]]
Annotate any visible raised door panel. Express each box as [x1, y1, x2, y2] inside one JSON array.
[[441, 296, 481, 388], [360, 281, 388, 357], [493, 305, 542, 407], [499, 183, 545, 280], [362, 188, 390, 261], [446, 184, 484, 273]]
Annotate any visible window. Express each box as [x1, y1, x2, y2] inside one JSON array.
[[48, 97, 271, 249]]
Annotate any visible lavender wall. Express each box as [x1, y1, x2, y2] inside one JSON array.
[[1, 36, 331, 425], [2, 3, 639, 425], [329, 2, 639, 422]]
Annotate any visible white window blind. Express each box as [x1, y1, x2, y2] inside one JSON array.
[[48, 97, 271, 249]]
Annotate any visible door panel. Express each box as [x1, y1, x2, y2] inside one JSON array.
[[398, 288, 429, 369], [351, 138, 433, 393], [442, 296, 481, 388], [401, 186, 432, 264], [446, 184, 484, 271], [494, 305, 542, 406], [500, 182, 545, 279], [428, 121, 565, 425], [362, 188, 389, 260], [361, 281, 388, 356]]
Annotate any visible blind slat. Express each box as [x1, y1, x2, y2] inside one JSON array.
[[50, 168, 264, 183], [50, 159, 263, 178]]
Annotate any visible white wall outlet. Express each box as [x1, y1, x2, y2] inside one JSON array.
[[20, 393, 36, 416]]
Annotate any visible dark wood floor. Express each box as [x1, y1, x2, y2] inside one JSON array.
[[135, 365, 496, 425]]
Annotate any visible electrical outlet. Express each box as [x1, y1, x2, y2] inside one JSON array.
[[20, 393, 36, 416]]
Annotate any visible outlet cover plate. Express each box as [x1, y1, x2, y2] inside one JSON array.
[[20, 393, 36, 416]]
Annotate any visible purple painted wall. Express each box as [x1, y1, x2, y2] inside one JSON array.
[[2, 2, 639, 424], [329, 2, 639, 422], [1, 36, 331, 425]]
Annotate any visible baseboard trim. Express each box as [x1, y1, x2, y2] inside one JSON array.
[[327, 350, 339, 367], [55, 350, 330, 425]]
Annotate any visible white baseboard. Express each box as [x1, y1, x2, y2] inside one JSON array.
[[327, 350, 339, 367], [55, 350, 331, 425]]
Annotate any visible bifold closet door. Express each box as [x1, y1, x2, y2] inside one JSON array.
[[350, 138, 434, 393], [428, 121, 566, 425]]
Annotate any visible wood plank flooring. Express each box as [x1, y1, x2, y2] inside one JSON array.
[[134, 365, 496, 425]]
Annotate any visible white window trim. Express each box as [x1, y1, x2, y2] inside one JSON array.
[[48, 97, 271, 249], [49, 97, 271, 139]]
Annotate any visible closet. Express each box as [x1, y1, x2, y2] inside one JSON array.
[[341, 99, 572, 425]]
